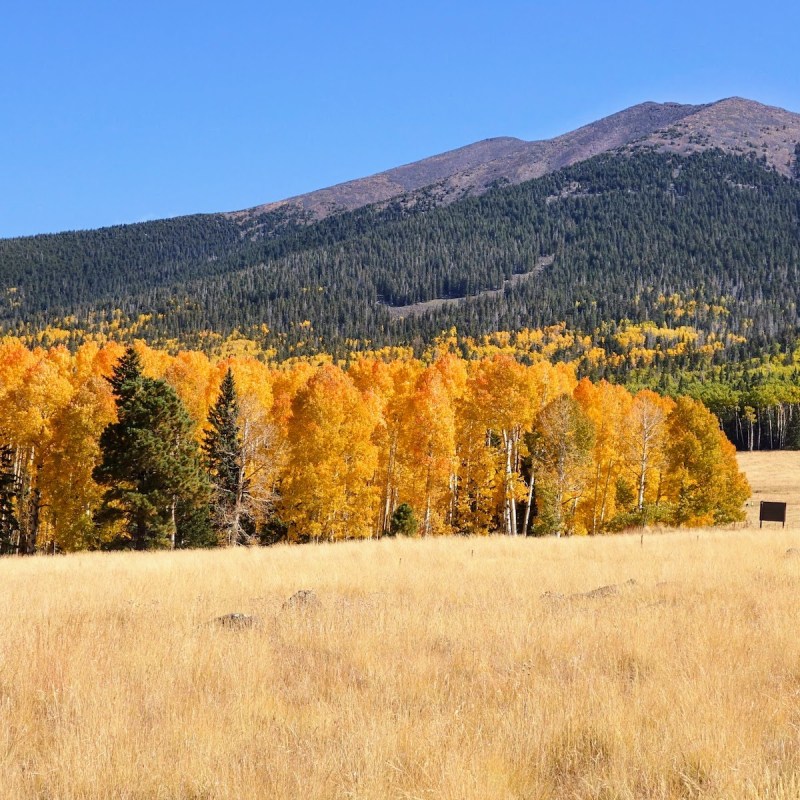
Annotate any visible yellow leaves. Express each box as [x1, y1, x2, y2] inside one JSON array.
[[0, 338, 750, 546], [614, 328, 647, 349], [281, 365, 379, 541], [164, 350, 214, 432], [4, 352, 75, 447], [467, 354, 535, 434], [663, 397, 750, 526], [395, 366, 458, 536]]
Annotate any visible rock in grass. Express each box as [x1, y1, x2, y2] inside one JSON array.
[[215, 613, 261, 629], [541, 579, 638, 602], [578, 578, 637, 599], [282, 589, 320, 611]]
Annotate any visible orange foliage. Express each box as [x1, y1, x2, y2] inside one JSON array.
[[0, 337, 749, 550]]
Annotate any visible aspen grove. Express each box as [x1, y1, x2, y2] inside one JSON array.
[[0, 339, 749, 553]]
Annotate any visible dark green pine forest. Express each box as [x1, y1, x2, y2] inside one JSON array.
[[2, 147, 800, 449], [2, 149, 799, 353]]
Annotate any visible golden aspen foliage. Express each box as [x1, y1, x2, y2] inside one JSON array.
[[574, 379, 633, 534], [348, 358, 422, 536], [0, 339, 39, 407], [163, 350, 214, 433], [0, 337, 751, 549], [465, 355, 535, 536], [39, 376, 115, 550], [223, 357, 280, 529], [395, 365, 458, 535], [624, 389, 676, 514], [269, 361, 316, 435], [281, 365, 379, 541], [531, 394, 595, 535], [133, 340, 173, 379], [664, 396, 750, 525]]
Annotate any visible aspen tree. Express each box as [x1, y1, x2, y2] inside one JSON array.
[[281, 365, 379, 541], [531, 394, 594, 536], [625, 390, 675, 514], [664, 396, 749, 525], [574, 379, 633, 533]]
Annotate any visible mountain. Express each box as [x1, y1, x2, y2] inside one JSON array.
[[1, 96, 799, 366], [231, 98, 800, 224], [628, 97, 800, 175]]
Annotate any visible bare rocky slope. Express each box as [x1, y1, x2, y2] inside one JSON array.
[[230, 97, 800, 224], [628, 97, 800, 175]]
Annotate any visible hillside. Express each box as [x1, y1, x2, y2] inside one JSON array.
[[232, 97, 800, 224], [0, 97, 799, 368], [3, 149, 800, 353], [630, 97, 800, 176], [232, 101, 703, 221]]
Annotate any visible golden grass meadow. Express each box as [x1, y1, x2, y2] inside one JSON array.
[[1, 453, 800, 799]]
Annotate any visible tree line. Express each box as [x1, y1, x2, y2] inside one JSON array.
[[0, 340, 748, 554]]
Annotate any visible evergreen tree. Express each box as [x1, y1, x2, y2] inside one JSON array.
[[203, 368, 253, 545], [389, 503, 418, 537], [108, 345, 144, 401], [0, 444, 19, 554], [93, 351, 213, 549]]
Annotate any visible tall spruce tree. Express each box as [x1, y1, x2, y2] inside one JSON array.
[[93, 347, 213, 549], [203, 368, 253, 545], [0, 444, 19, 554]]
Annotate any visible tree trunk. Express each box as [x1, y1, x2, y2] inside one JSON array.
[[503, 432, 517, 536], [637, 443, 647, 512], [170, 497, 177, 550], [521, 466, 535, 536]]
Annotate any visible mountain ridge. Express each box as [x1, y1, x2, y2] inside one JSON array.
[[228, 97, 800, 226]]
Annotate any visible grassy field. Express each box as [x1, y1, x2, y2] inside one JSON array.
[[1, 457, 800, 798], [738, 450, 800, 527]]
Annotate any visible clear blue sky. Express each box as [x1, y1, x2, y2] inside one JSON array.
[[2, 0, 798, 238]]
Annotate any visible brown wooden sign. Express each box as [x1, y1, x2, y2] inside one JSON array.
[[759, 501, 787, 528]]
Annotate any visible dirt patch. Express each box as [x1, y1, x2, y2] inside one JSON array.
[[384, 255, 554, 320]]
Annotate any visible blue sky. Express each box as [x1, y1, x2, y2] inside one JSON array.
[[2, 0, 798, 237]]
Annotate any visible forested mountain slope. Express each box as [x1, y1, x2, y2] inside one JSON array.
[[2, 149, 800, 364]]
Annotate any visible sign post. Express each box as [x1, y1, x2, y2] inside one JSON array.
[[759, 501, 787, 528]]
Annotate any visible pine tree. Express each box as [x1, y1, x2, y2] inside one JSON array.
[[389, 503, 418, 537], [203, 368, 252, 545], [93, 351, 213, 549], [108, 345, 144, 401], [0, 444, 19, 554]]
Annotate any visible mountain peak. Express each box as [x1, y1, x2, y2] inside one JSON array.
[[230, 97, 800, 225], [630, 96, 800, 175]]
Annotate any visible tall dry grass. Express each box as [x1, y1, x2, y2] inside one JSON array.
[[738, 450, 800, 527], [0, 455, 799, 798]]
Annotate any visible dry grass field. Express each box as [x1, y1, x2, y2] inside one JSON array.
[[738, 450, 800, 528], [1, 456, 800, 798]]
